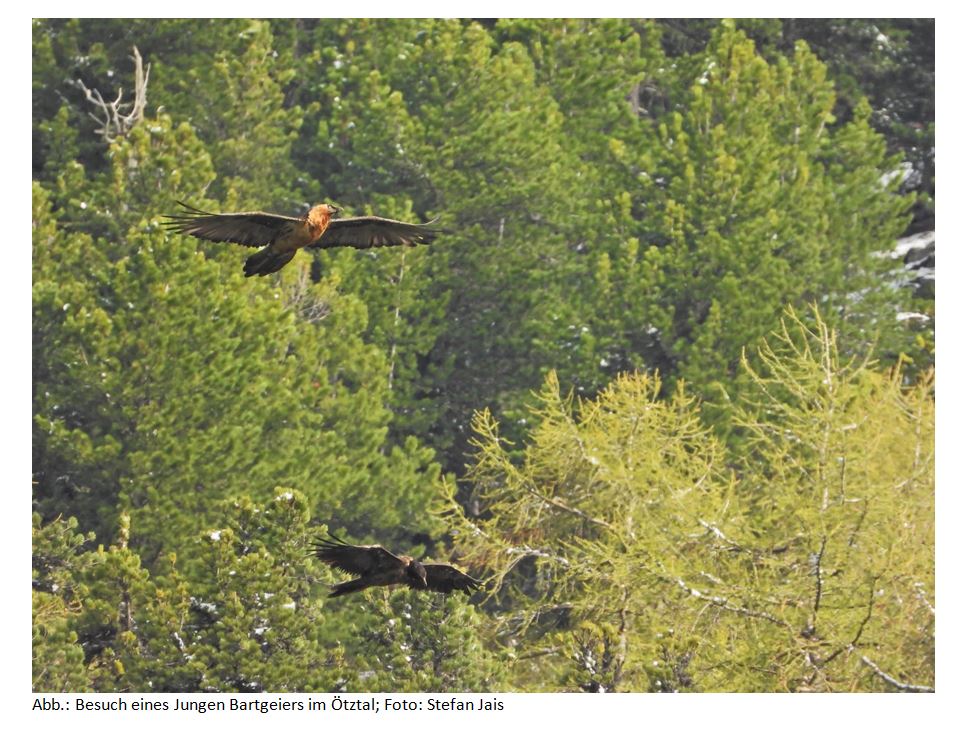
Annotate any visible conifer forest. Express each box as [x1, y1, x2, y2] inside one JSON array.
[[32, 18, 935, 693]]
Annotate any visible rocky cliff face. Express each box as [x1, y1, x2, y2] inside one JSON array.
[[885, 231, 934, 323]]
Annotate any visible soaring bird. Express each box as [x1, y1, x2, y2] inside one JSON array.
[[310, 533, 481, 598], [163, 201, 439, 277]]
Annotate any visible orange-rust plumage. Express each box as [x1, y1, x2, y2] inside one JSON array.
[[163, 201, 439, 277]]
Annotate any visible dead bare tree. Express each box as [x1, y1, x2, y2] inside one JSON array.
[[75, 46, 150, 143]]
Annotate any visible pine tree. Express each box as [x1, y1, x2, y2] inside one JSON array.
[[32, 513, 94, 691], [176, 492, 353, 692], [33, 101, 443, 561], [31, 494, 360, 692], [290, 20, 594, 467], [330, 588, 510, 692], [588, 23, 912, 408]]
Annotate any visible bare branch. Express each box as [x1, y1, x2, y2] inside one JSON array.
[[612, 592, 629, 691], [518, 646, 559, 660], [849, 578, 877, 648], [75, 46, 150, 143], [526, 482, 613, 531], [280, 265, 332, 323], [859, 654, 934, 693], [673, 577, 790, 628], [697, 518, 799, 558], [846, 498, 870, 548], [821, 577, 876, 666], [503, 545, 570, 567], [804, 535, 827, 637], [697, 518, 744, 551]]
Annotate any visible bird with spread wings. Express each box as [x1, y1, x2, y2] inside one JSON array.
[[310, 533, 480, 598], [163, 202, 439, 277]]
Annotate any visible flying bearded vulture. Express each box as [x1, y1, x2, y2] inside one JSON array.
[[164, 201, 438, 276], [310, 533, 480, 598]]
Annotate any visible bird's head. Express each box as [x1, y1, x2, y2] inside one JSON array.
[[407, 559, 428, 588], [311, 202, 341, 217], [306, 203, 341, 223]]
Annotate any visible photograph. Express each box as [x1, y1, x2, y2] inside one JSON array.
[[32, 17, 934, 698]]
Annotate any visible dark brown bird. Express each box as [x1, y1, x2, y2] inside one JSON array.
[[310, 533, 480, 598], [163, 201, 439, 277]]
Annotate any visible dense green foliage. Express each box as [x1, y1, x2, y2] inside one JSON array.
[[449, 309, 933, 691], [33, 19, 933, 692]]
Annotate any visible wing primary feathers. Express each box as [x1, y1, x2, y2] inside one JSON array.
[[308, 531, 353, 559], [162, 202, 296, 248], [325, 530, 352, 546], [174, 200, 217, 216], [303, 531, 344, 559], [309, 534, 351, 558], [161, 201, 221, 222], [309, 533, 403, 578], [310, 216, 441, 250]]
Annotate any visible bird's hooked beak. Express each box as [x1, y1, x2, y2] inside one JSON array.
[[410, 560, 428, 588], [327, 204, 341, 216]]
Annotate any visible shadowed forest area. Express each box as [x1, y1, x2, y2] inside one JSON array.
[[32, 18, 934, 693]]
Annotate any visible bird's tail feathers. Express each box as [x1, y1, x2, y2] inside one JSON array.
[[328, 578, 371, 598], [244, 246, 296, 277]]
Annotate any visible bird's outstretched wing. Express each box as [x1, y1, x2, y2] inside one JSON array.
[[310, 533, 404, 577], [310, 216, 439, 250], [423, 564, 481, 595], [163, 202, 299, 248]]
